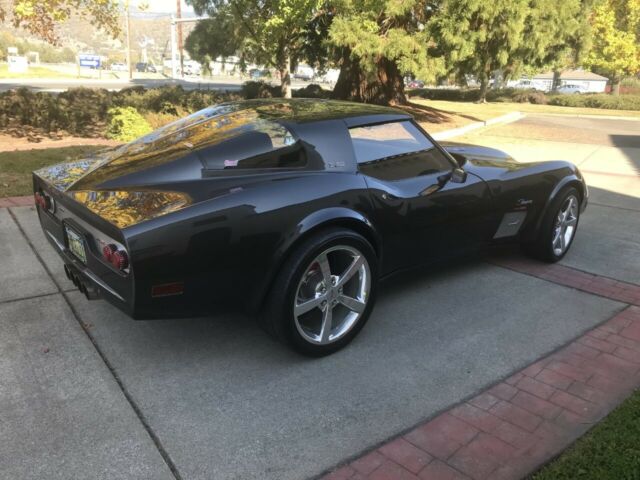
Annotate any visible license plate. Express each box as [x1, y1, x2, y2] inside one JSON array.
[[65, 225, 87, 264]]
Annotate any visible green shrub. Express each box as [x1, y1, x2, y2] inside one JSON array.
[[409, 88, 481, 102], [241, 81, 282, 99], [510, 90, 548, 104], [548, 94, 640, 110], [293, 84, 331, 99], [105, 107, 153, 142]]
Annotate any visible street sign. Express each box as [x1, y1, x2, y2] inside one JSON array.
[[79, 54, 101, 68]]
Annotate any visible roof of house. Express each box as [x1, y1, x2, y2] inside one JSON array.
[[533, 69, 609, 81]]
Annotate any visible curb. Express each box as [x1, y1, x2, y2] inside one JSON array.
[[432, 112, 525, 141], [532, 112, 640, 122]]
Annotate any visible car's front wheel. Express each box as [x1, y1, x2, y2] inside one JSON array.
[[523, 186, 581, 262], [262, 228, 378, 356]]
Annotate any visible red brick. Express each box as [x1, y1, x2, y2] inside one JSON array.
[[521, 359, 549, 378], [505, 372, 524, 386], [535, 368, 573, 390], [468, 393, 499, 411], [0, 198, 15, 208], [561, 342, 601, 360], [379, 438, 432, 474], [551, 409, 593, 435], [323, 465, 356, 480], [567, 381, 609, 406], [404, 414, 477, 460], [577, 335, 617, 353], [489, 401, 543, 432], [492, 420, 536, 449], [515, 376, 556, 400], [9, 195, 34, 206], [549, 391, 599, 419], [601, 314, 632, 333], [369, 460, 420, 480], [613, 346, 640, 364], [351, 451, 385, 475], [587, 327, 611, 340], [606, 333, 640, 352], [511, 391, 562, 420], [487, 383, 518, 402], [447, 433, 515, 480], [418, 460, 470, 480], [620, 322, 640, 342], [587, 373, 636, 394], [449, 403, 501, 433], [545, 361, 591, 383]]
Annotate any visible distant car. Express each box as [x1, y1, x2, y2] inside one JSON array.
[[135, 62, 148, 73], [33, 99, 587, 356], [407, 80, 425, 89], [183, 62, 202, 76], [147, 64, 157, 73], [110, 62, 127, 72], [557, 84, 588, 95], [250, 68, 270, 80], [513, 80, 539, 90]]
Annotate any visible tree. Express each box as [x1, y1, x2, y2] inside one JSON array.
[[513, 0, 593, 92], [328, 0, 443, 105], [186, 0, 322, 98], [584, 0, 640, 95], [430, 0, 530, 102], [0, 0, 120, 44]]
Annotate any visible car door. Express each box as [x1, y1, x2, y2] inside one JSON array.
[[349, 120, 499, 274]]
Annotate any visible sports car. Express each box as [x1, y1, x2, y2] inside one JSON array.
[[33, 99, 587, 356]]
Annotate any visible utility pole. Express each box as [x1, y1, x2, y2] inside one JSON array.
[[125, 0, 132, 80], [176, 0, 183, 78]]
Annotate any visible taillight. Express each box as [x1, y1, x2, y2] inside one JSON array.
[[35, 191, 54, 212], [102, 244, 117, 263], [110, 249, 129, 271]]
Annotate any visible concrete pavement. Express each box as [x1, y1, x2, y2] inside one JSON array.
[[0, 114, 638, 480]]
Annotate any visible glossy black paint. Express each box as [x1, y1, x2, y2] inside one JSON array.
[[33, 99, 587, 319]]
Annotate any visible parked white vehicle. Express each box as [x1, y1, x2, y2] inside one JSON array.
[[110, 62, 127, 72], [557, 84, 589, 95]]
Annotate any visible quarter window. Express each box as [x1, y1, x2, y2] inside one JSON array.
[[349, 121, 452, 181]]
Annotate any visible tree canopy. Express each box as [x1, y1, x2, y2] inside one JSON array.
[[0, 0, 121, 44], [584, 0, 640, 94]]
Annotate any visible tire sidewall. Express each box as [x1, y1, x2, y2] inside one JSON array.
[[276, 229, 378, 356]]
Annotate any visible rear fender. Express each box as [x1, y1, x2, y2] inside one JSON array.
[[250, 207, 380, 313]]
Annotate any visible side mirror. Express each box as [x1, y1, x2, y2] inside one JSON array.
[[450, 167, 467, 184]]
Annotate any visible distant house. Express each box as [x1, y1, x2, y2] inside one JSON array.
[[509, 70, 609, 93]]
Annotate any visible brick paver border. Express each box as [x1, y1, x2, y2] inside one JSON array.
[[321, 254, 640, 480], [0, 195, 34, 208]]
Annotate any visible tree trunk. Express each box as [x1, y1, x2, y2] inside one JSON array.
[[279, 54, 292, 99], [551, 70, 561, 92], [612, 78, 621, 96], [477, 77, 489, 103], [332, 50, 407, 105]]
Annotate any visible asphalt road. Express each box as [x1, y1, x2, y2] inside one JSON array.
[[0, 77, 314, 93], [1, 115, 638, 480]]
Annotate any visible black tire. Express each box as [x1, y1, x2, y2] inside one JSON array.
[[261, 227, 378, 357], [522, 186, 581, 262]]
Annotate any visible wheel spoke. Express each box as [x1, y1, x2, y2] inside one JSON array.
[[319, 305, 333, 343], [337, 255, 363, 287], [316, 252, 332, 284], [338, 294, 365, 313], [295, 295, 325, 316], [565, 216, 577, 227]]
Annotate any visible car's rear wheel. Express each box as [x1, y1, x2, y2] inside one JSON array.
[[523, 187, 580, 262], [262, 228, 378, 356]]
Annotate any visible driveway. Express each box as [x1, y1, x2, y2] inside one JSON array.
[[1, 115, 638, 480]]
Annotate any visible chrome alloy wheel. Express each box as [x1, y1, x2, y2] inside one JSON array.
[[552, 195, 579, 256], [294, 245, 371, 345]]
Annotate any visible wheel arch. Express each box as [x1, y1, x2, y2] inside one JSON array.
[[524, 174, 586, 242], [249, 207, 381, 314]]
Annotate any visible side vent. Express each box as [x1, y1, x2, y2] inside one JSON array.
[[493, 211, 527, 239]]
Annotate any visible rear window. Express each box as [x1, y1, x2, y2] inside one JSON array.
[[200, 120, 306, 170]]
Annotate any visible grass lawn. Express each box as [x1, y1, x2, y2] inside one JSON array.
[[0, 145, 106, 197], [0, 64, 80, 79], [409, 98, 640, 122], [533, 389, 640, 479]]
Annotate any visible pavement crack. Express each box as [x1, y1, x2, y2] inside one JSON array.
[[7, 207, 183, 480]]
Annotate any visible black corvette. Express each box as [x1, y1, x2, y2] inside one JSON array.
[[33, 99, 587, 355]]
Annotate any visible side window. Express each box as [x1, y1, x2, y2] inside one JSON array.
[[201, 122, 306, 170], [349, 121, 453, 181]]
